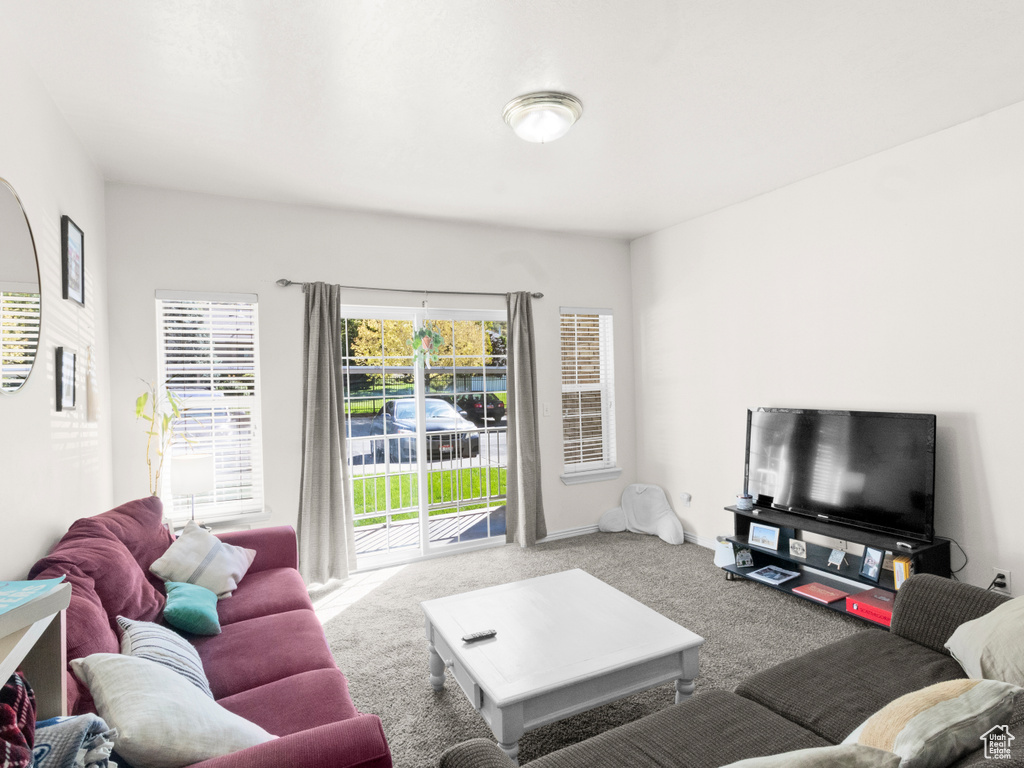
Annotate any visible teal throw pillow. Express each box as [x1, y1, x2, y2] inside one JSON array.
[[164, 581, 221, 636]]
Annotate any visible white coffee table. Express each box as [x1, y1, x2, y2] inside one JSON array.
[[421, 568, 704, 764]]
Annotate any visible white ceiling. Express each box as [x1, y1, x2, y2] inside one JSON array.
[[5, 1, 1024, 239]]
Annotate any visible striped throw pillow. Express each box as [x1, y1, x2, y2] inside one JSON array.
[[116, 616, 213, 698], [149, 521, 256, 599], [843, 678, 1020, 768]]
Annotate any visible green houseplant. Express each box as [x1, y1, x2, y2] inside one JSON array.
[[135, 382, 185, 496]]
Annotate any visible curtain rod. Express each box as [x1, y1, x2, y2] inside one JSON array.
[[275, 278, 542, 299]]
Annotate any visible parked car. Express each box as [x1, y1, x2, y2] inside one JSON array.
[[434, 393, 506, 426], [455, 393, 506, 425], [370, 397, 480, 462]]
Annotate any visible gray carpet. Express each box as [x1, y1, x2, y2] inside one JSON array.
[[323, 533, 864, 767]]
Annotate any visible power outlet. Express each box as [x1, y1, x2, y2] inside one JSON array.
[[992, 568, 1013, 595]]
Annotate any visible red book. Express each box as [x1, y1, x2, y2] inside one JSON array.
[[791, 582, 849, 604], [846, 587, 895, 627]]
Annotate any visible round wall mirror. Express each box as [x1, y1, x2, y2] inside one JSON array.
[[0, 178, 42, 394]]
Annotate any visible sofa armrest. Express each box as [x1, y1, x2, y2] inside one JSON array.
[[890, 573, 1010, 654], [188, 715, 391, 768], [437, 739, 516, 768], [216, 526, 298, 573]]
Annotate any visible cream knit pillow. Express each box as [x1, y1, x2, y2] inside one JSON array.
[[150, 521, 255, 599]]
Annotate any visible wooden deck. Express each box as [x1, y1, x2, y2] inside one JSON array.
[[355, 508, 506, 555]]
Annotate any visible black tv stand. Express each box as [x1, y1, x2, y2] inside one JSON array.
[[722, 505, 951, 627]]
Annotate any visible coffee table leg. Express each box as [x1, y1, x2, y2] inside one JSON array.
[[675, 678, 695, 704], [428, 643, 446, 691], [498, 740, 520, 766]]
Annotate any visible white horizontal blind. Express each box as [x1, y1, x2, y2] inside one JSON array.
[[0, 290, 41, 393], [157, 295, 265, 522], [560, 309, 616, 473]]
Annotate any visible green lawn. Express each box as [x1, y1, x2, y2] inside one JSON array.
[[353, 466, 507, 526]]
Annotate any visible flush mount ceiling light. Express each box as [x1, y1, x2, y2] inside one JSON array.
[[502, 91, 583, 143]]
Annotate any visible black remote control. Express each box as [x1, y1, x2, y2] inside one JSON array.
[[462, 629, 497, 643]]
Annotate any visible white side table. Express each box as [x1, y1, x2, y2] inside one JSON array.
[[0, 582, 72, 718]]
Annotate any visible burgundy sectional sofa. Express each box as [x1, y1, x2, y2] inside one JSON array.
[[28, 496, 392, 768]]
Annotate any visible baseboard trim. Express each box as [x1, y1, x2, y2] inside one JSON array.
[[684, 530, 717, 549], [540, 526, 717, 548], [538, 525, 600, 543]]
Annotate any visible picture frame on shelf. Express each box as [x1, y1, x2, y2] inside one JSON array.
[[56, 347, 76, 411], [61, 215, 85, 306], [860, 546, 884, 582], [748, 522, 780, 550], [827, 549, 847, 569], [734, 548, 754, 568], [788, 539, 807, 559]]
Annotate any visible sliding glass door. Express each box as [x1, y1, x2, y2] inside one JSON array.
[[340, 307, 507, 565]]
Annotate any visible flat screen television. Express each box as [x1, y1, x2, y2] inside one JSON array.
[[744, 408, 936, 544]]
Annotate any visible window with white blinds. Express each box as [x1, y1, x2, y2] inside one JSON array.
[[0, 289, 41, 393], [156, 292, 265, 523], [560, 308, 617, 474]]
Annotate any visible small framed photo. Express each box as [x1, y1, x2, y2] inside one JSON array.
[[789, 539, 807, 559], [748, 522, 780, 550], [860, 546, 885, 582], [62, 215, 85, 306], [827, 549, 847, 569], [56, 347, 76, 411], [734, 548, 754, 568]]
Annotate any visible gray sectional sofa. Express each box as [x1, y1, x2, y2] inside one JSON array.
[[438, 574, 1022, 767]]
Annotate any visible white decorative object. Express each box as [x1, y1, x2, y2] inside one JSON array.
[[420, 569, 704, 765], [598, 483, 686, 545], [714, 538, 736, 567]]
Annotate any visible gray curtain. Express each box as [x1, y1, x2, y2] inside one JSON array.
[[505, 291, 547, 547], [297, 282, 357, 583]]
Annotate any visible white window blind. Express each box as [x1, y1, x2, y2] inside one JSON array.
[[156, 293, 265, 522], [560, 308, 616, 474], [0, 289, 41, 393]]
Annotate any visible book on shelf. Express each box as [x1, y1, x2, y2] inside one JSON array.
[[846, 587, 895, 627], [893, 555, 914, 590], [0, 578, 65, 617], [0, 577, 68, 640], [791, 582, 850, 604], [747, 565, 800, 585]]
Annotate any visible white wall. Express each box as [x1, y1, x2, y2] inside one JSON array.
[[631, 100, 1024, 592], [105, 185, 635, 538], [0, 47, 112, 579]]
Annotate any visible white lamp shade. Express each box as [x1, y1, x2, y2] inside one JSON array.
[[174, 454, 216, 496]]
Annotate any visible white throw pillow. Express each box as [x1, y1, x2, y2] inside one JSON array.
[[150, 521, 256, 599], [117, 616, 213, 697], [842, 679, 1020, 768], [721, 744, 900, 768], [70, 653, 275, 768], [945, 595, 1024, 686]]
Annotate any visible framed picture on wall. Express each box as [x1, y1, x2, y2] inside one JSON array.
[[56, 347, 76, 411], [62, 215, 85, 306]]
